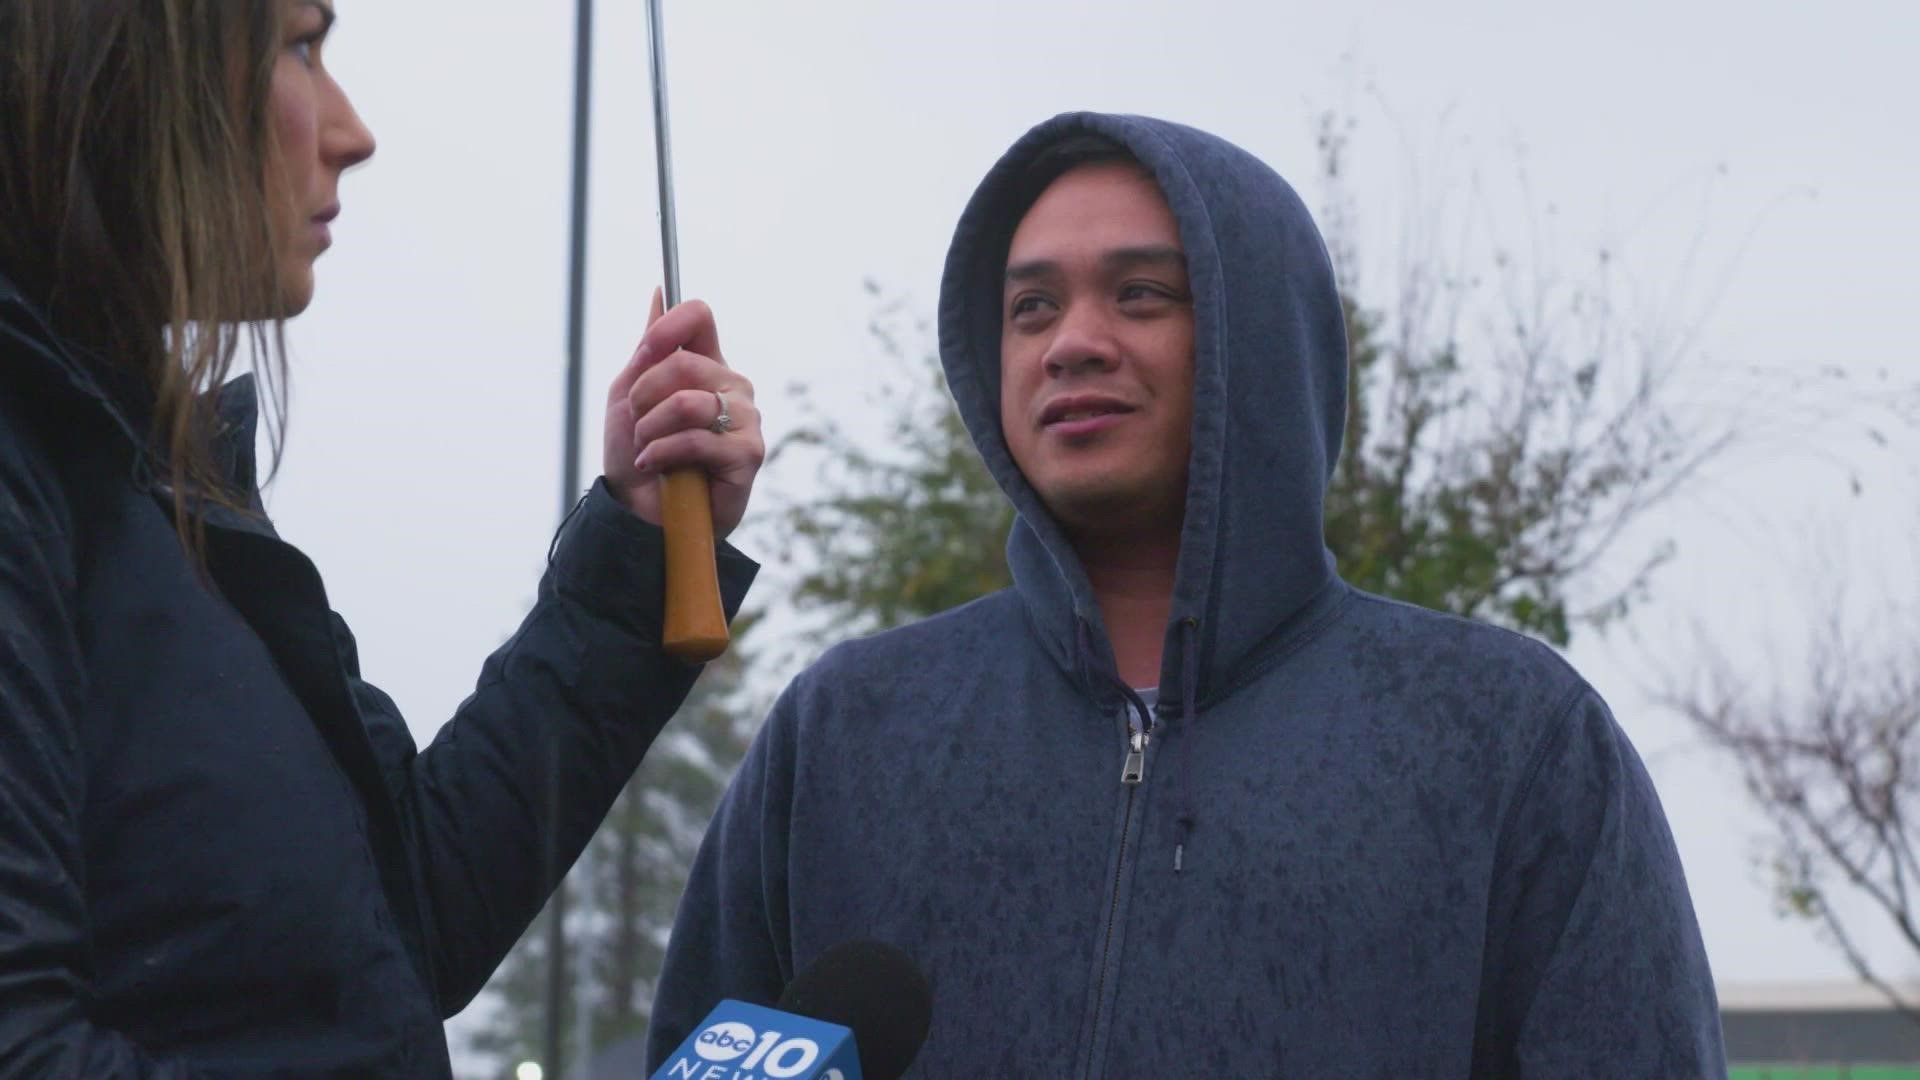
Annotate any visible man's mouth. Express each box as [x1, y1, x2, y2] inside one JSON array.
[[1041, 396, 1135, 428]]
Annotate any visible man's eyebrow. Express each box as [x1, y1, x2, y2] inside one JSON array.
[[1004, 259, 1058, 284], [1005, 245, 1188, 285], [1102, 244, 1186, 271]]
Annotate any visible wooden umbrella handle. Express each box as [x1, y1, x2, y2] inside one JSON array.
[[660, 467, 728, 662]]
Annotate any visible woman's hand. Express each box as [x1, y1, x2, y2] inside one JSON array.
[[602, 290, 763, 540]]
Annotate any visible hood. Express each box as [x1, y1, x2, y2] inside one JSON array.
[[937, 112, 1348, 713]]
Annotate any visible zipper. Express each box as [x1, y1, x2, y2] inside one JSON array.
[[1082, 698, 1152, 1079], [1121, 729, 1148, 785]]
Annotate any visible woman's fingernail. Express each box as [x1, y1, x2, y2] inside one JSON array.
[[633, 453, 651, 474], [631, 342, 653, 368]]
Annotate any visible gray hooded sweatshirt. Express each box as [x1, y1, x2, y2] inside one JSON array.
[[648, 112, 1724, 1078]]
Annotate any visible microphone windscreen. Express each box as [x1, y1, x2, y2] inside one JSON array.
[[776, 941, 932, 1080]]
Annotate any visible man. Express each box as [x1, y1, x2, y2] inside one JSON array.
[[648, 113, 1724, 1077]]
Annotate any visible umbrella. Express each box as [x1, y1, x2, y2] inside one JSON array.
[[644, 0, 730, 665], [545, 1, 727, 1075]]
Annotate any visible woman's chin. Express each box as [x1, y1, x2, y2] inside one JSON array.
[[274, 266, 316, 318]]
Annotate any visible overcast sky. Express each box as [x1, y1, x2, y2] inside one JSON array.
[[265, 0, 1917, 1056]]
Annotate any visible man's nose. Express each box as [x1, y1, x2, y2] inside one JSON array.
[[1040, 304, 1118, 378]]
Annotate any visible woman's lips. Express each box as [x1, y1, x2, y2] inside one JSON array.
[[310, 203, 339, 252]]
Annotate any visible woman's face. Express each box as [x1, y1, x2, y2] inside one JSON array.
[[267, 0, 374, 315]]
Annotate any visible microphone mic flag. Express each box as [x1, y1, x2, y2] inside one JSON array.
[[649, 998, 860, 1080], [650, 941, 932, 1080]]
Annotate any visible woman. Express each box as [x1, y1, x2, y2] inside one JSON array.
[[0, 2, 764, 1075]]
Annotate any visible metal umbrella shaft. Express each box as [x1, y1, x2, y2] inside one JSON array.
[[646, 0, 681, 308]]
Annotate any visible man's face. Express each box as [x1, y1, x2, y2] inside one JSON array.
[[1000, 162, 1195, 539]]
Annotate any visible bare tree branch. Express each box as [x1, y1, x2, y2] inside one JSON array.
[[1668, 597, 1920, 1024]]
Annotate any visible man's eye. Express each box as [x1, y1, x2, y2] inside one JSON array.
[[1119, 283, 1167, 302], [1010, 295, 1051, 317]]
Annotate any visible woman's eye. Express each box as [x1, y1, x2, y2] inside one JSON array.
[[288, 38, 318, 66]]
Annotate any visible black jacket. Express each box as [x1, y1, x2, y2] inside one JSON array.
[[0, 273, 755, 1077]]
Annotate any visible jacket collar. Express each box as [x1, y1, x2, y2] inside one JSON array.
[[1, 266, 264, 500]]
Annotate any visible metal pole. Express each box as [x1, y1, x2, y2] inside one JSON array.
[[549, 0, 594, 1074], [644, 0, 681, 309]]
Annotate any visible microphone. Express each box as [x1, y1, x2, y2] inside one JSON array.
[[775, 941, 932, 1080], [650, 941, 932, 1080]]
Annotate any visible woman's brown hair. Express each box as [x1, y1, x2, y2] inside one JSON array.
[[0, 0, 291, 555]]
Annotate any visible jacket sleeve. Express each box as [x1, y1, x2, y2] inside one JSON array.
[[344, 478, 757, 1016], [643, 679, 799, 1070], [1474, 688, 1727, 1078], [0, 420, 200, 1078]]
